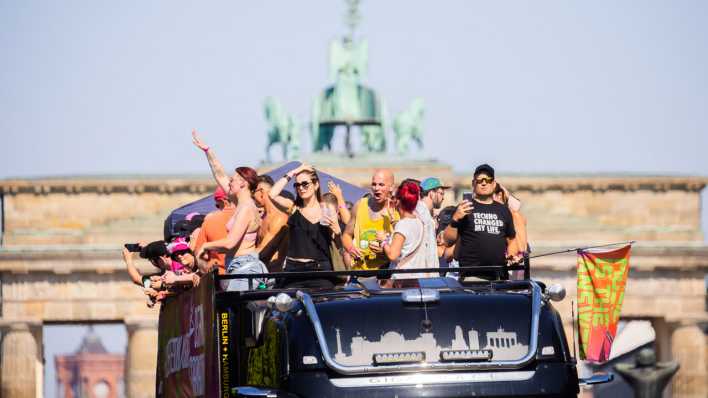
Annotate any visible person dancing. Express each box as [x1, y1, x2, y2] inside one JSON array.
[[192, 130, 267, 291]]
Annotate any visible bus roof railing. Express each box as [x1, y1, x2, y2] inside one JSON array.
[[215, 264, 531, 291]]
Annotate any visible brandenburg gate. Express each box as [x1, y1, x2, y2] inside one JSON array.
[[0, 172, 706, 397]]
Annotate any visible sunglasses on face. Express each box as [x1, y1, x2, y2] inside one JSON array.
[[294, 180, 314, 190], [475, 177, 494, 185]]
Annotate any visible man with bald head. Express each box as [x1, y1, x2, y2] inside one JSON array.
[[342, 169, 399, 270]]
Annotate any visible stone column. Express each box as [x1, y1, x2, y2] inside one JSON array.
[[0, 319, 43, 398], [125, 317, 158, 398], [671, 323, 707, 398]]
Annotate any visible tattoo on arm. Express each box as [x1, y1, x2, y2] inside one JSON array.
[[206, 149, 230, 191]]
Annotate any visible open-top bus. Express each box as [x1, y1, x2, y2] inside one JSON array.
[[155, 266, 611, 397]]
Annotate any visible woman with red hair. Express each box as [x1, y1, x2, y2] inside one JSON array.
[[192, 131, 267, 290], [381, 180, 431, 280]]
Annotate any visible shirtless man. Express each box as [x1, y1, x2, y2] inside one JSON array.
[[342, 169, 398, 270], [253, 175, 290, 272]]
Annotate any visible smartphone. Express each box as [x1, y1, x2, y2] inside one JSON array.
[[124, 243, 142, 253], [462, 191, 474, 202]]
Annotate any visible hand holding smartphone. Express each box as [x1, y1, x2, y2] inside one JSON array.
[[462, 191, 474, 202], [124, 243, 142, 253]]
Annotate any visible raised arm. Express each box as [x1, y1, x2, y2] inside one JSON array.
[[192, 129, 230, 193], [328, 181, 351, 225], [122, 248, 144, 287], [269, 163, 312, 213]]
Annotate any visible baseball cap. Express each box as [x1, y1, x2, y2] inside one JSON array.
[[420, 177, 450, 192], [167, 239, 190, 255], [140, 240, 168, 259], [436, 206, 457, 235], [213, 186, 228, 202], [473, 164, 495, 179]]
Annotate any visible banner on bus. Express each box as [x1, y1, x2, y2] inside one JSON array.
[[576, 245, 631, 363], [156, 272, 218, 397]]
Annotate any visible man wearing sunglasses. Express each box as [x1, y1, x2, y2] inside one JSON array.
[[443, 164, 517, 280]]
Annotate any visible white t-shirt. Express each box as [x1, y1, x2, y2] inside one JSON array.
[[393, 218, 424, 259], [414, 201, 440, 268], [390, 216, 433, 279]]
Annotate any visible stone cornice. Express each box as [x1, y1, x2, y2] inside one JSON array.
[[451, 176, 708, 193], [0, 175, 706, 195], [0, 178, 216, 196]]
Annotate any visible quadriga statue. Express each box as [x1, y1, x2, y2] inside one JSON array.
[[311, 38, 385, 153], [393, 98, 425, 154], [264, 97, 300, 162]]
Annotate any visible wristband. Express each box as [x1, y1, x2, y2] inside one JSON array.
[[338, 204, 347, 210], [283, 174, 292, 181], [202, 146, 210, 153]]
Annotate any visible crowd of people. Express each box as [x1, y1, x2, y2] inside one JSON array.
[[122, 131, 529, 307]]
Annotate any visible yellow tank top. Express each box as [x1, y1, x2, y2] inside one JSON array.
[[352, 198, 399, 270]]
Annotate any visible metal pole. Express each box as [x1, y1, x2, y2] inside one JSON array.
[[530, 240, 636, 259]]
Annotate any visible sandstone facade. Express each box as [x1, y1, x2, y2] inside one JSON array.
[[0, 174, 706, 397]]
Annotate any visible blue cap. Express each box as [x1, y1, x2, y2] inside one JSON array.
[[420, 177, 450, 192]]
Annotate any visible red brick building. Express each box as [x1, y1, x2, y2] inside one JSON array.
[[55, 327, 125, 398]]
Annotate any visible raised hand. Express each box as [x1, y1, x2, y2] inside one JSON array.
[[192, 129, 209, 151], [328, 180, 343, 200], [452, 200, 474, 222], [288, 163, 314, 177]]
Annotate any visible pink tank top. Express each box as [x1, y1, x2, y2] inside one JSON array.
[[226, 204, 259, 242]]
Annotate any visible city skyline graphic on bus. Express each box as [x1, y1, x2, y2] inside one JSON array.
[[331, 325, 529, 365]]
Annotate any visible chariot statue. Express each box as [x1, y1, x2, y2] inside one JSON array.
[[393, 98, 425, 154], [264, 97, 300, 162], [263, 0, 425, 160], [310, 0, 386, 157]]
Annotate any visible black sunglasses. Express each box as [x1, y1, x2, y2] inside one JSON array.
[[293, 180, 314, 190], [475, 177, 494, 184]]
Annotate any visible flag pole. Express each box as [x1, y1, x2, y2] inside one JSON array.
[[529, 240, 636, 259]]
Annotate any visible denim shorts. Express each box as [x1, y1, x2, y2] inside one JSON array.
[[224, 252, 268, 291]]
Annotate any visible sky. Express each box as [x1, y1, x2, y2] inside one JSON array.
[[1, 2, 707, 396], [1, 1, 707, 178]]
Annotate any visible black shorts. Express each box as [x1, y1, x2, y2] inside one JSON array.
[[279, 259, 336, 289]]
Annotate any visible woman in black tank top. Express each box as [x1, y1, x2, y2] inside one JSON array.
[[269, 164, 343, 288]]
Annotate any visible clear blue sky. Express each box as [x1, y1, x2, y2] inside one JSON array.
[[1, 2, 707, 395], [1, 1, 707, 178]]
